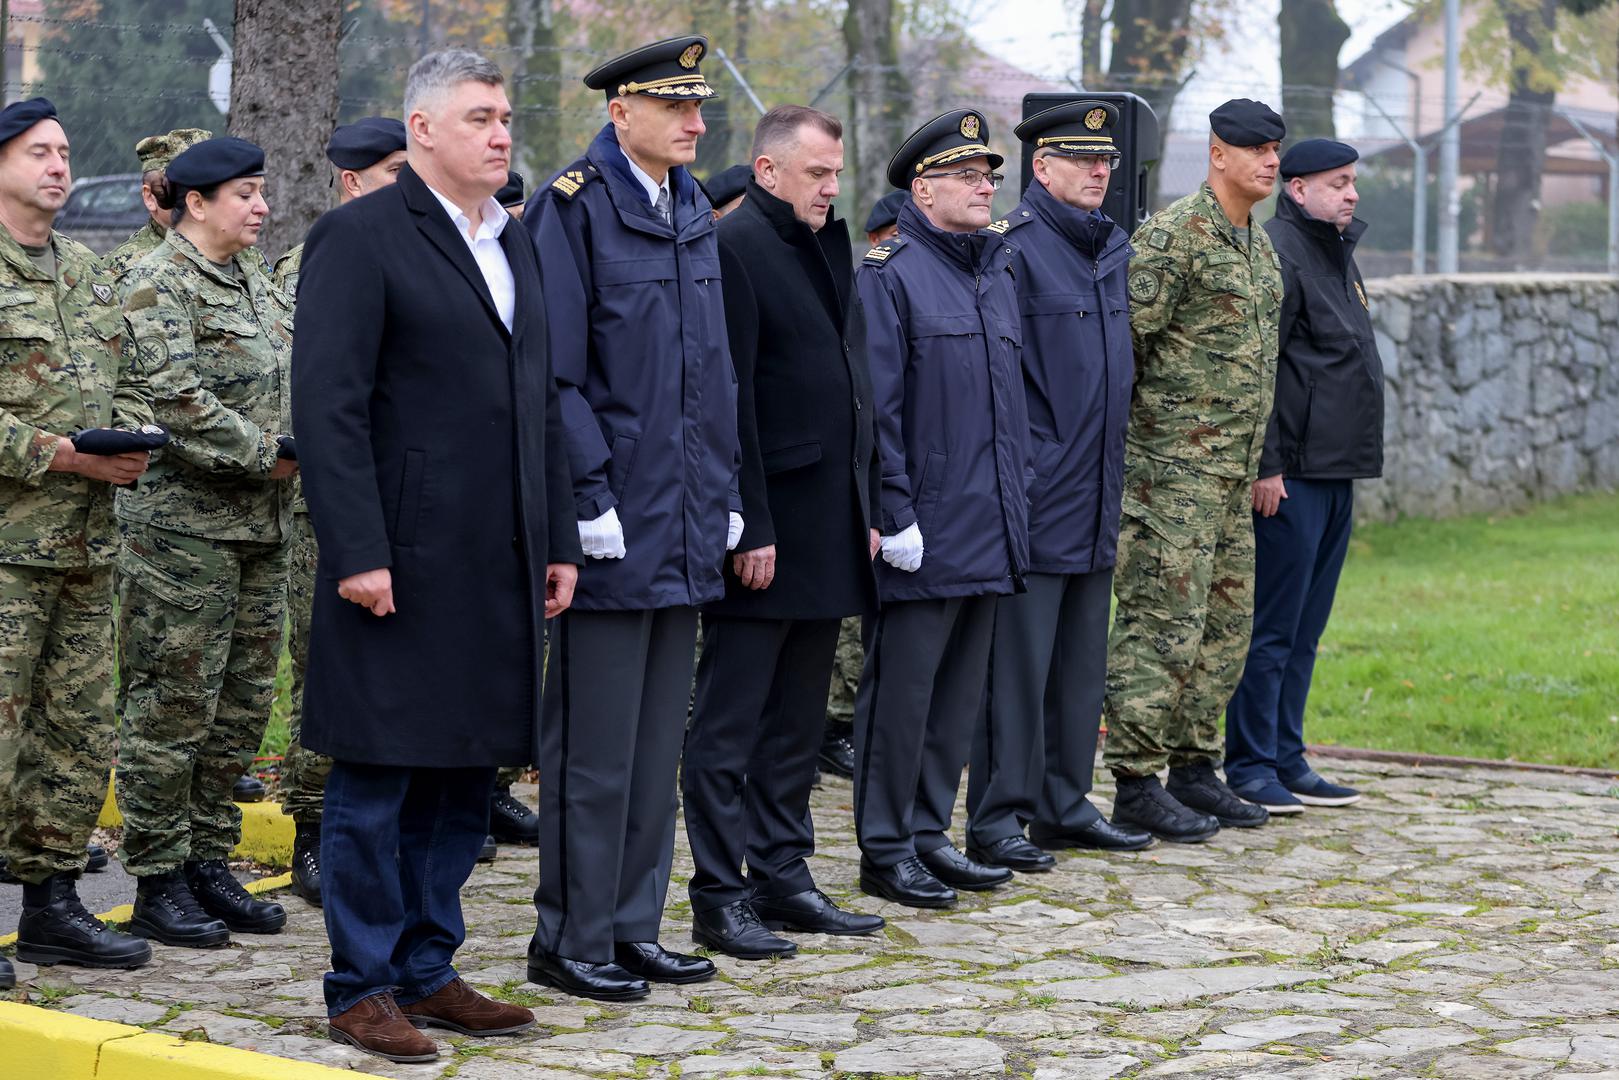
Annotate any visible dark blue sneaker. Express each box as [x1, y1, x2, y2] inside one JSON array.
[[1232, 778, 1305, 815], [1283, 769, 1361, 807]]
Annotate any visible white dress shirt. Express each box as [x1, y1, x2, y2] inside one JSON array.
[[620, 148, 671, 215], [426, 184, 516, 332]]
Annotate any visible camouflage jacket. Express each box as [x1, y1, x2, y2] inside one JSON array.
[[1125, 182, 1283, 481], [271, 242, 305, 514], [116, 229, 294, 543], [101, 220, 167, 289], [0, 223, 154, 567]]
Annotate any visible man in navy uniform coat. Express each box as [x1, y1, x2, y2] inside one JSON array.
[[524, 35, 741, 1002], [851, 109, 1030, 909], [965, 101, 1153, 872]]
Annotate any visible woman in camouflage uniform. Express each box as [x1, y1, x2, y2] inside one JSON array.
[[115, 137, 297, 948]]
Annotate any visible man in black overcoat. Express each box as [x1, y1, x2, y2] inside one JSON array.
[[682, 105, 886, 960], [292, 50, 581, 1062]]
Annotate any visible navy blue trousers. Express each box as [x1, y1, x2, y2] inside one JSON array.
[[321, 762, 495, 1016], [1224, 479, 1354, 789]]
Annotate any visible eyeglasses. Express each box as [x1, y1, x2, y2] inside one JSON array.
[[1052, 153, 1121, 171], [922, 168, 1005, 189]]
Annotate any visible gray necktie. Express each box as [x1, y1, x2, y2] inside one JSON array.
[[655, 186, 671, 226]]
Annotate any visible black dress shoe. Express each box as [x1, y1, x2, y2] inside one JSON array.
[[692, 900, 797, 959], [527, 949, 648, 1002], [968, 835, 1056, 872], [16, 873, 151, 969], [477, 835, 497, 862], [1166, 762, 1270, 829], [130, 868, 231, 948], [753, 889, 885, 937], [615, 941, 717, 983], [817, 734, 855, 779], [858, 855, 956, 909], [1111, 774, 1221, 843], [917, 843, 1012, 891], [232, 773, 267, 802], [84, 844, 109, 873], [489, 786, 540, 845], [291, 821, 322, 907], [184, 859, 287, 933], [0, 954, 13, 990], [1030, 818, 1155, 852]]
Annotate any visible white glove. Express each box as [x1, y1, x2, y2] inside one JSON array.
[[880, 523, 924, 572], [727, 511, 744, 551], [578, 507, 626, 559]]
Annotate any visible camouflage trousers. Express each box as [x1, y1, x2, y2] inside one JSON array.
[[824, 616, 864, 733], [0, 563, 116, 882], [116, 521, 289, 874], [279, 512, 328, 825], [1102, 457, 1256, 777]]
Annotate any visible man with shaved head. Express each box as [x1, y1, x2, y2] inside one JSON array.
[[1103, 99, 1286, 844]]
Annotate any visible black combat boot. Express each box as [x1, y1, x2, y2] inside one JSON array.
[[291, 821, 323, 907], [1166, 761, 1270, 829], [84, 844, 109, 873], [0, 953, 13, 990], [16, 872, 151, 969], [130, 868, 231, 947], [489, 785, 540, 845], [1111, 773, 1221, 843], [184, 859, 287, 933], [232, 773, 267, 802]]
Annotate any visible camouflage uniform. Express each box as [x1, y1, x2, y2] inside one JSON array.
[[1102, 182, 1283, 778], [824, 616, 863, 731], [114, 229, 295, 875], [0, 223, 153, 883], [102, 221, 167, 288]]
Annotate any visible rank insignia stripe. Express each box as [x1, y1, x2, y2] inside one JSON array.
[[1146, 227, 1172, 252], [986, 219, 1010, 234]]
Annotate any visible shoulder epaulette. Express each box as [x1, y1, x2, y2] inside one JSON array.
[[549, 159, 602, 200], [863, 234, 908, 266], [985, 218, 1011, 235]]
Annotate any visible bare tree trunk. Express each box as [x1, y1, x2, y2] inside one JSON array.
[[1080, 0, 1107, 88], [507, 0, 560, 181], [1103, 0, 1194, 209], [844, 0, 911, 224], [1488, 0, 1558, 261], [229, 0, 341, 263], [1278, 0, 1349, 138]]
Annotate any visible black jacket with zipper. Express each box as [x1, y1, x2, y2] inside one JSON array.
[[1259, 194, 1384, 480]]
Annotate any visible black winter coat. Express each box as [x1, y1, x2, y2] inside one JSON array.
[[1260, 195, 1385, 480], [292, 166, 582, 767], [704, 179, 879, 620]]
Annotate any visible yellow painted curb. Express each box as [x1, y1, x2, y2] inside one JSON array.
[[0, 874, 290, 948], [98, 772, 296, 866], [0, 1001, 351, 1079]]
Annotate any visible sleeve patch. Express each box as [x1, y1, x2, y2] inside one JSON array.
[[1128, 268, 1162, 304], [1146, 227, 1172, 252]]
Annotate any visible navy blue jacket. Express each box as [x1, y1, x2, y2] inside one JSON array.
[[527, 124, 741, 611], [856, 200, 1029, 602], [997, 182, 1133, 573]]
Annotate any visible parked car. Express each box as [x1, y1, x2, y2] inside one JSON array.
[[55, 173, 147, 255]]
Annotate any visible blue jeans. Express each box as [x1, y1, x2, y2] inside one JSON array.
[[1225, 479, 1354, 789], [321, 761, 495, 1016]]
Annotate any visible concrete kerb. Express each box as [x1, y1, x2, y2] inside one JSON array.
[[0, 1002, 350, 1080]]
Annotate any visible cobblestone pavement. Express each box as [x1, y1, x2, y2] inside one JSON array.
[[7, 759, 1619, 1079]]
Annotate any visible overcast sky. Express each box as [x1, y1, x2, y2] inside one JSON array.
[[972, 0, 1410, 131]]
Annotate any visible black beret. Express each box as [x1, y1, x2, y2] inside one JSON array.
[[167, 136, 266, 188], [276, 435, 297, 461], [887, 109, 1003, 190], [72, 424, 169, 456], [584, 36, 716, 100], [1015, 99, 1121, 156], [495, 171, 526, 208], [326, 117, 406, 170], [1209, 98, 1285, 147], [1280, 137, 1358, 179], [703, 164, 750, 208], [864, 190, 907, 234], [0, 97, 59, 149]]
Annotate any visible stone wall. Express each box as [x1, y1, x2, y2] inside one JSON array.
[[1356, 274, 1619, 521]]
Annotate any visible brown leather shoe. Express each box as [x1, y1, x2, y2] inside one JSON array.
[[328, 992, 440, 1063], [399, 977, 537, 1036]]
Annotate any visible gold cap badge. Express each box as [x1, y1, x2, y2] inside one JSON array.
[[960, 113, 980, 140], [1084, 107, 1107, 131], [679, 43, 703, 69]]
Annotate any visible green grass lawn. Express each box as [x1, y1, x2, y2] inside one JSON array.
[[1306, 492, 1619, 769], [256, 492, 1619, 770]]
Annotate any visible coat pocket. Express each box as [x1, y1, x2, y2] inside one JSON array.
[[392, 449, 426, 548], [762, 441, 821, 475], [915, 449, 947, 534], [117, 547, 207, 613], [607, 434, 641, 501]]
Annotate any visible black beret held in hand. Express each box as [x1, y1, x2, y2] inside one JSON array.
[[71, 424, 170, 456]]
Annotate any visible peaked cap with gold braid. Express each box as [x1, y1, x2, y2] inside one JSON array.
[[886, 108, 1003, 190], [583, 35, 717, 101]]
